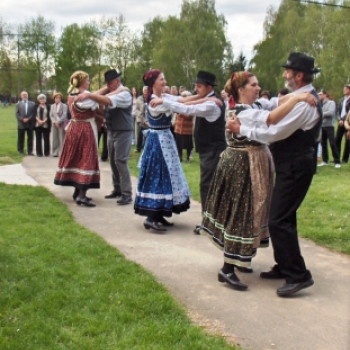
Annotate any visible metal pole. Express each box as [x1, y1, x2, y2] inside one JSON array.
[[17, 36, 20, 101]]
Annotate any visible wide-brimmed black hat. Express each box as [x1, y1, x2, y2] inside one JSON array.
[[281, 52, 320, 74], [104, 69, 121, 83], [194, 70, 217, 86]]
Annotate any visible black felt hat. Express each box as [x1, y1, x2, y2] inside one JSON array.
[[194, 70, 217, 86], [281, 52, 320, 74], [104, 69, 121, 83]]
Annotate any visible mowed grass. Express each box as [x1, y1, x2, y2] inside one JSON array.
[[0, 106, 236, 348], [1, 105, 350, 255]]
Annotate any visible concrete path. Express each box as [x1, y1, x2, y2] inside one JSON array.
[[2, 157, 350, 350]]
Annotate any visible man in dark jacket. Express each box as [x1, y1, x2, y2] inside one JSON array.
[[15, 91, 36, 155]]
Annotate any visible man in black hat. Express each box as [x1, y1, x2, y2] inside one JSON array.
[[192, 71, 226, 229], [227, 52, 322, 296], [77, 69, 134, 205], [152, 70, 226, 232]]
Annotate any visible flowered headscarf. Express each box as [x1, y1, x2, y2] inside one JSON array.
[[225, 71, 254, 108], [143, 69, 162, 103]]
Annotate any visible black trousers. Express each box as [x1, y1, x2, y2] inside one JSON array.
[[17, 128, 33, 154], [269, 155, 313, 284], [199, 149, 223, 213], [321, 126, 340, 164], [35, 128, 50, 156], [335, 123, 350, 162], [98, 129, 108, 160]]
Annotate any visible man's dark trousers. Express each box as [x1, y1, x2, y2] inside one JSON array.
[[199, 149, 222, 212], [18, 128, 33, 154], [268, 155, 314, 284], [321, 126, 340, 163], [335, 123, 349, 162]]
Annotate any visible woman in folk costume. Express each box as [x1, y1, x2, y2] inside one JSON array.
[[200, 71, 317, 291], [54, 70, 100, 207], [134, 70, 191, 232]]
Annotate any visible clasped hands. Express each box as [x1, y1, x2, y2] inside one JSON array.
[[226, 113, 241, 134]]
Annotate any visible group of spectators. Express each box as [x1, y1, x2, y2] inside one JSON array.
[[15, 91, 68, 157], [317, 85, 350, 168]]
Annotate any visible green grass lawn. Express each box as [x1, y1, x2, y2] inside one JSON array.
[[0, 106, 237, 349], [1, 105, 350, 255], [1, 103, 349, 348]]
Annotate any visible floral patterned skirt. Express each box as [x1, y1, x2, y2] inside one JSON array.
[[54, 121, 100, 190], [200, 145, 274, 267], [134, 129, 190, 217]]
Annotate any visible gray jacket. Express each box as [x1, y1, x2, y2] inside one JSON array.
[[15, 100, 36, 129], [321, 98, 336, 128]]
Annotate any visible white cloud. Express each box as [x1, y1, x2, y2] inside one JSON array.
[[1, 0, 281, 61]]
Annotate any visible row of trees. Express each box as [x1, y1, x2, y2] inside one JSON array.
[[0, 0, 242, 101], [251, 0, 350, 101], [2, 0, 349, 102]]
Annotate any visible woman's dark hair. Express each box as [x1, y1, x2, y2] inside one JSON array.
[[143, 69, 162, 103]]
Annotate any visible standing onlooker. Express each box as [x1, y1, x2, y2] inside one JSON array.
[[50, 92, 67, 157], [174, 90, 194, 163], [131, 87, 138, 146], [317, 89, 341, 168], [335, 84, 350, 163], [34, 94, 51, 157], [344, 110, 350, 141], [260, 90, 270, 100], [179, 86, 186, 95], [227, 52, 322, 297], [134, 86, 149, 153], [170, 86, 178, 96], [15, 91, 36, 155], [54, 70, 100, 207], [220, 89, 229, 109]]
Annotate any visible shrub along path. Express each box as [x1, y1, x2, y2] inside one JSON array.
[[19, 156, 350, 349]]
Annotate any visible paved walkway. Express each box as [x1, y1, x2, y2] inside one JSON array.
[[2, 157, 350, 350]]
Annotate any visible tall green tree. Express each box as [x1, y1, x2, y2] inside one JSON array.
[[0, 52, 14, 100], [228, 51, 247, 73], [54, 22, 100, 93], [17, 15, 56, 93], [139, 16, 165, 73], [251, 0, 350, 99], [141, 0, 233, 90]]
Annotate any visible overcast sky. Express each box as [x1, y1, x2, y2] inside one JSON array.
[[1, 0, 281, 61]]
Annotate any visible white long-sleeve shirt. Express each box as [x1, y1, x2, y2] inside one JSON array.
[[149, 93, 221, 122], [75, 90, 99, 111], [239, 84, 319, 144], [107, 85, 133, 109]]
